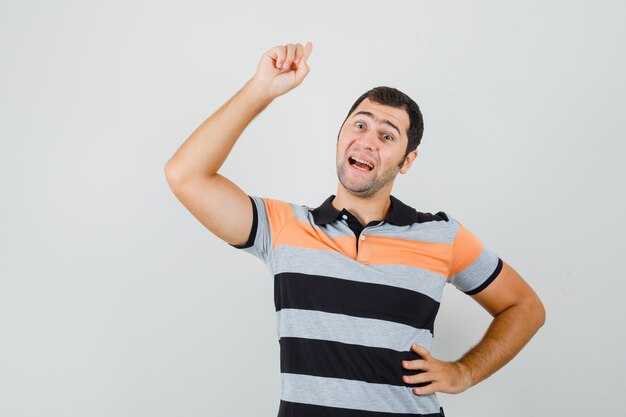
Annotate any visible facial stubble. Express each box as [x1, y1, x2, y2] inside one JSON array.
[[336, 155, 406, 198]]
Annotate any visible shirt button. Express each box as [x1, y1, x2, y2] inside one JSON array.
[[342, 214, 348, 220], [360, 234, 366, 240]]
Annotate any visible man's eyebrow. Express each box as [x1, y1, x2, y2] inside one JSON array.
[[352, 111, 402, 138]]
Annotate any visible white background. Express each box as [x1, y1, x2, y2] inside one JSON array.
[[1, 1, 624, 416]]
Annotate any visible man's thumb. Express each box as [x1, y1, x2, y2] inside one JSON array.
[[294, 60, 311, 85]]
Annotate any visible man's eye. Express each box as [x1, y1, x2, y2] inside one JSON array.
[[355, 121, 393, 141]]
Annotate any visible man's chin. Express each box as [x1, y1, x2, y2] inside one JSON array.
[[337, 168, 381, 197], [339, 179, 377, 197]]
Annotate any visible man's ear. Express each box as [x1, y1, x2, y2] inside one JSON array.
[[399, 150, 418, 174]]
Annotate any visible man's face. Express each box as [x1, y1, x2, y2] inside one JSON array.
[[336, 98, 417, 198]]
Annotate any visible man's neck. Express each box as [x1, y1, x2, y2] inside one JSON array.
[[332, 186, 392, 227]]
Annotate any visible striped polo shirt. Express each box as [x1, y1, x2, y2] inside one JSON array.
[[230, 194, 503, 417]]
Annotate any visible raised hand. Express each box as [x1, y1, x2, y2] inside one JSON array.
[[250, 41, 313, 100]]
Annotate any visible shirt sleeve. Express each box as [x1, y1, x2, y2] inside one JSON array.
[[446, 215, 503, 295], [228, 195, 272, 263]]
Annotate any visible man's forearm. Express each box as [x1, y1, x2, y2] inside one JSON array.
[[164, 78, 273, 182], [455, 297, 545, 387]]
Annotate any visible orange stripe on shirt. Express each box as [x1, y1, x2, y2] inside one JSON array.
[[264, 198, 357, 258], [262, 198, 296, 242], [360, 235, 451, 276], [275, 220, 357, 259], [267, 209, 451, 273], [448, 223, 484, 278]]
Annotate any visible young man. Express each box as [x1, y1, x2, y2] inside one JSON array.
[[164, 41, 545, 417]]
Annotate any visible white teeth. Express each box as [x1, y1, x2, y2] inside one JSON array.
[[351, 157, 374, 169]]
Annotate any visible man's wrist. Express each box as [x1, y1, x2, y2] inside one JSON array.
[[453, 359, 475, 390], [244, 77, 276, 105]]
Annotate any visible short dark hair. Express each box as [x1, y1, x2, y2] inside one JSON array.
[[337, 86, 424, 159]]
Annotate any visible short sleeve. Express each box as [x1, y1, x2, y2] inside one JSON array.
[[229, 195, 273, 263], [228, 195, 294, 266], [446, 215, 503, 295]]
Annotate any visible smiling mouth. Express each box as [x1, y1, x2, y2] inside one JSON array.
[[349, 156, 374, 172]]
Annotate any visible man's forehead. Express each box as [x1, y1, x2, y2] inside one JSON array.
[[350, 99, 409, 136]]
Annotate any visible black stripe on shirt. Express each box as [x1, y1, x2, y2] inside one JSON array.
[[279, 336, 430, 388], [274, 272, 440, 332]]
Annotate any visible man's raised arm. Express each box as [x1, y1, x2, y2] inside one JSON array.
[[164, 42, 313, 246]]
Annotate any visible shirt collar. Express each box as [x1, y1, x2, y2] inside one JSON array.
[[310, 194, 422, 227]]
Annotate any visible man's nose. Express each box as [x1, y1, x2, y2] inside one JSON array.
[[358, 131, 379, 150]]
